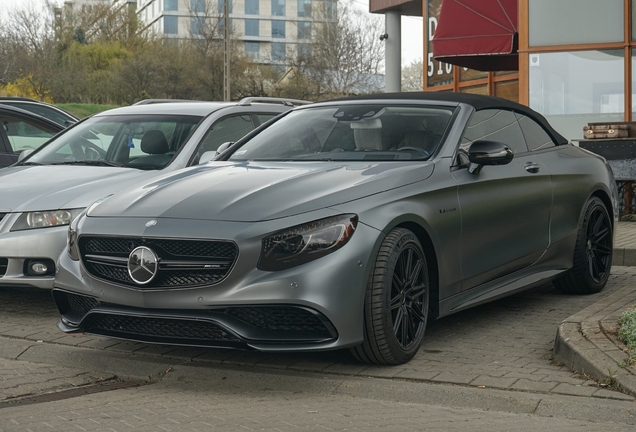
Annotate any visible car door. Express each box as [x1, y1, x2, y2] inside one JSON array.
[[451, 109, 553, 290]]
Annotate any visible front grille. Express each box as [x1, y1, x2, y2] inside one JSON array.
[[84, 314, 241, 343], [79, 236, 238, 289], [0, 258, 7, 277], [225, 306, 336, 337]]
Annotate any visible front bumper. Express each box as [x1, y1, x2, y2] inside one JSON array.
[[53, 215, 382, 351], [0, 214, 67, 289]]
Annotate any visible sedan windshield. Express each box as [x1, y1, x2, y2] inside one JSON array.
[[229, 104, 454, 161], [24, 114, 202, 169]]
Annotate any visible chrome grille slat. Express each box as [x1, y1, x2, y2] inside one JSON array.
[[79, 236, 238, 289]]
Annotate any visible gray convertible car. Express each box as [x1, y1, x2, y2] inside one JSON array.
[[52, 93, 617, 365]]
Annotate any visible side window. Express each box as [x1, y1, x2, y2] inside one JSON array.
[[1, 116, 56, 153], [194, 115, 254, 161], [517, 115, 555, 151], [256, 113, 278, 125], [460, 109, 527, 155]]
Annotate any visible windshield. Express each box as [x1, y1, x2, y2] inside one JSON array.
[[24, 114, 202, 169], [228, 104, 454, 162]]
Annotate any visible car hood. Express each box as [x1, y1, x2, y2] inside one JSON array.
[[89, 161, 435, 222], [0, 165, 159, 212]]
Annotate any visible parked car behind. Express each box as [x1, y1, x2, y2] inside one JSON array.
[[0, 104, 64, 168], [0, 97, 306, 289], [0, 97, 79, 127], [51, 92, 618, 365]]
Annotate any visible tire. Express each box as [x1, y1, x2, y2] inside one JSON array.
[[351, 228, 429, 365], [554, 196, 612, 294]]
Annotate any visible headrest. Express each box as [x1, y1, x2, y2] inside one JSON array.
[[141, 130, 169, 155]]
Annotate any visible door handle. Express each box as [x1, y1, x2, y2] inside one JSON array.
[[525, 162, 540, 173]]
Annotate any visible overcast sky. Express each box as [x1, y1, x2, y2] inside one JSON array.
[[0, 0, 423, 63]]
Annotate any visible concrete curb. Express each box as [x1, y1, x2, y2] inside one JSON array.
[[553, 284, 636, 396]]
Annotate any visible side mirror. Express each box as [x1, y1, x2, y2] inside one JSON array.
[[215, 141, 233, 156], [198, 142, 235, 164], [18, 149, 34, 162], [198, 151, 217, 164], [467, 140, 514, 175]]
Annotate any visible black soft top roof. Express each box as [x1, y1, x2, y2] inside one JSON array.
[[334, 92, 568, 146]]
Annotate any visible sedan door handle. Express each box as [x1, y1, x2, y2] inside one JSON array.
[[525, 162, 540, 173]]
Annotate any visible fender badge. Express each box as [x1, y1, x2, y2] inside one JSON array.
[[145, 219, 158, 227]]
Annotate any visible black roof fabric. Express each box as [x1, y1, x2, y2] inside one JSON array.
[[333, 92, 568, 146]]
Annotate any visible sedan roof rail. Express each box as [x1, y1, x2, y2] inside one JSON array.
[[237, 97, 312, 107]]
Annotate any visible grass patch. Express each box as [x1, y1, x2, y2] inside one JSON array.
[[57, 103, 122, 119], [618, 307, 636, 364]]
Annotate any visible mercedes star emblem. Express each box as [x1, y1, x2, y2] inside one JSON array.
[[127, 246, 159, 284]]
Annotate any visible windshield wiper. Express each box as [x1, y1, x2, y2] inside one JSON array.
[[51, 160, 124, 167], [18, 161, 43, 166]]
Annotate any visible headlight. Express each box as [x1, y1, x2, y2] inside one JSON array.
[[67, 210, 86, 261], [258, 214, 358, 271], [11, 208, 85, 231]]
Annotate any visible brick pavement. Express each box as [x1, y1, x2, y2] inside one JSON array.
[[2, 267, 636, 401]]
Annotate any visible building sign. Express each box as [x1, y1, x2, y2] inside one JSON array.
[[427, 0, 453, 87]]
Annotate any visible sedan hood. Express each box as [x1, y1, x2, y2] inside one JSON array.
[[89, 161, 435, 222], [0, 165, 159, 212]]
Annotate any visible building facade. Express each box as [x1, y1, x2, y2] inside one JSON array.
[[372, 0, 636, 142], [136, 0, 336, 66]]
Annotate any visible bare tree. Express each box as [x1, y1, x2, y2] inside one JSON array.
[[285, 1, 384, 100], [402, 59, 424, 92]]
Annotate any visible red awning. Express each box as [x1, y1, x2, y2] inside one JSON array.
[[432, 0, 518, 71]]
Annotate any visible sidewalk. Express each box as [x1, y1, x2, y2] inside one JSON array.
[[553, 221, 636, 395]]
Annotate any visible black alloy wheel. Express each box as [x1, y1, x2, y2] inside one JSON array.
[[555, 196, 612, 294], [352, 227, 429, 365]]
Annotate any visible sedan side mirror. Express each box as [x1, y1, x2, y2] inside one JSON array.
[[467, 140, 514, 175], [18, 149, 34, 162]]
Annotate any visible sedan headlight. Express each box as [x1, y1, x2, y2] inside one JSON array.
[[11, 208, 85, 231], [258, 214, 358, 271]]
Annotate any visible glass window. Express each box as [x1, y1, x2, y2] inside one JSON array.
[[529, 0, 622, 46], [228, 105, 454, 161], [297, 43, 311, 59], [194, 115, 254, 162], [494, 81, 519, 103], [245, 0, 259, 14], [529, 50, 624, 142], [191, 16, 205, 35], [459, 85, 488, 95], [297, 21, 311, 39], [461, 109, 527, 154], [272, 0, 285, 16], [245, 19, 259, 36], [1, 116, 57, 153], [27, 115, 202, 169], [164, 16, 178, 34], [460, 68, 487, 82], [164, 0, 178, 11], [271, 42, 286, 62], [191, 0, 205, 13], [218, 0, 233, 13], [272, 20, 285, 38], [517, 114, 555, 151], [323, 0, 335, 19], [246, 41, 260, 59], [257, 113, 279, 124], [298, 0, 311, 17]]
